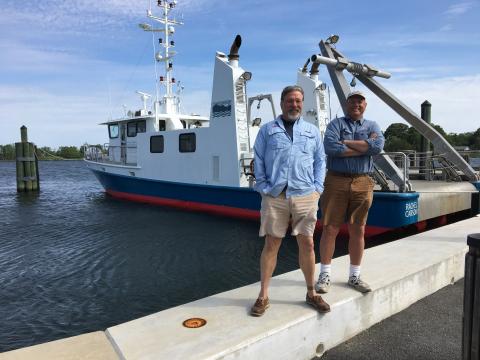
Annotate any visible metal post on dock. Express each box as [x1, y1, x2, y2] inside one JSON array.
[[420, 101, 432, 180], [463, 233, 480, 360], [15, 125, 39, 192]]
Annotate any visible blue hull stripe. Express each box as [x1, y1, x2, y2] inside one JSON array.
[[92, 170, 420, 229]]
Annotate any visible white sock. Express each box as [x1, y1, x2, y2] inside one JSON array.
[[349, 265, 361, 278], [320, 263, 331, 275]]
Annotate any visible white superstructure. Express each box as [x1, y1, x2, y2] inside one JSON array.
[[84, 0, 329, 189]]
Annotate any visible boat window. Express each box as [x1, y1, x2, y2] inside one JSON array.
[[137, 120, 146, 133], [159, 120, 166, 131], [127, 122, 137, 137], [179, 133, 196, 153], [109, 124, 119, 139], [150, 135, 164, 153], [181, 120, 186, 129]]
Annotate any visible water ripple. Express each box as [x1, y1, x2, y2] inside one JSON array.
[[0, 161, 274, 352]]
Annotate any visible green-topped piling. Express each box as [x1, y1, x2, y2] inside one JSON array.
[[15, 126, 39, 192], [420, 101, 432, 180]]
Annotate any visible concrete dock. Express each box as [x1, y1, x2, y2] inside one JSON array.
[[322, 278, 464, 359], [1, 215, 477, 360]]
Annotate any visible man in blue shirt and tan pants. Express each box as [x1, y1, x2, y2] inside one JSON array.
[[250, 85, 330, 316], [315, 90, 385, 294]]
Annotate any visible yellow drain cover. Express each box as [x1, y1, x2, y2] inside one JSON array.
[[183, 318, 207, 328]]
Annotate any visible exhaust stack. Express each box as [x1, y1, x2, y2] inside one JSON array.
[[228, 35, 242, 67]]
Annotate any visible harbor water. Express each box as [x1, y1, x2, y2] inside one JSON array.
[[1, 160, 345, 352]]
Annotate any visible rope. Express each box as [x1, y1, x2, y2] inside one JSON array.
[[34, 147, 67, 160]]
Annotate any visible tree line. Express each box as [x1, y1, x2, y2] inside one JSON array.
[[383, 123, 480, 152], [0, 144, 102, 160], [1, 124, 479, 160]]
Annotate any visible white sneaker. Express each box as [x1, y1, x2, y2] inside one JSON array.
[[348, 275, 372, 293], [315, 272, 331, 293]]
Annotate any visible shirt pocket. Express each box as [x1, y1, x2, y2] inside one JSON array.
[[267, 127, 289, 149], [341, 128, 353, 141], [354, 131, 369, 140], [299, 130, 316, 153]]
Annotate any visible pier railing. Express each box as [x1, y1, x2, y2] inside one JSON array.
[[84, 144, 138, 166], [239, 149, 479, 191], [400, 151, 473, 181]]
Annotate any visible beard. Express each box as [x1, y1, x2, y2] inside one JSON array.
[[283, 109, 300, 122]]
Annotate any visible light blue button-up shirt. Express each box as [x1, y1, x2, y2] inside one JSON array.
[[253, 116, 326, 198], [324, 116, 384, 174]]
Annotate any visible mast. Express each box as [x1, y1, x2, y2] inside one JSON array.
[[140, 0, 183, 115]]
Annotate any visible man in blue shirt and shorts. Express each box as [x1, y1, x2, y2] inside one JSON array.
[[250, 85, 330, 316], [315, 90, 384, 294]]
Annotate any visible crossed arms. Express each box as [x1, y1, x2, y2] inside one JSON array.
[[323, 118, 385, 158]]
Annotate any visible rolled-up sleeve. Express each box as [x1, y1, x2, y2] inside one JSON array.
[[323, 119, 347, 157], [253, 127, 269, 194], [313, 133, 326, 193], [364, 122, 385, 155]]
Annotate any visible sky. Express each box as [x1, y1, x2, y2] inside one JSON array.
[[1, 0, 479, 148]]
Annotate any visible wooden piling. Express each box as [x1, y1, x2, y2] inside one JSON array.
[[23, 140, 33, 191], [15, 142, 25, 192], [15, 125, 39, 192], [34, 145, 40, 191]]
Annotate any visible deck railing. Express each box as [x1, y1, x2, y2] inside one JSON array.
[[84, 144, 138, 166]]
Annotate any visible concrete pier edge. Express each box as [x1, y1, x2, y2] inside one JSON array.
[[1, 215, 478, 360]]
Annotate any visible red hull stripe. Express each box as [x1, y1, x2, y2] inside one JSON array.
[[107, 189, 392, 236], [107, 190, 261, 221]]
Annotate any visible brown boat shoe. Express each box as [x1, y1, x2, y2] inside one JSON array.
[[250, 297, 270, 317], [306, 293, 330, 313]]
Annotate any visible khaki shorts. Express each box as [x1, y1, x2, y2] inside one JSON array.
[[259, 191, 320, 238], [321, 172, 375, 226]]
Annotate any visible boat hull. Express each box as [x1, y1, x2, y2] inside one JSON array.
[[91, 169, 422, 237]]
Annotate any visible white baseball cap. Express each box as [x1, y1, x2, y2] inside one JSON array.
[[347, 90, 366, 100]]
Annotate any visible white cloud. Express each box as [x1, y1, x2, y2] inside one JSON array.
[[354, 74, 480, 133], [2, 72, 479, 149], [439, 24, 453, 32], [1, 0, 479, 149], [444, 1, 475, 16], [0, 40, 84, 73], [0, 85, 109, 147], [0, 0, 222, 33]]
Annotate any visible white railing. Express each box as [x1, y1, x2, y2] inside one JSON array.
[[84, 143, 137, 166]]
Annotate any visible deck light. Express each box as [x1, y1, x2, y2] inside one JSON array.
[[242, 71, 252, 81], [325, 34, 339, 45], [139, 23, 152, 31], [317, 82, 327, 91]]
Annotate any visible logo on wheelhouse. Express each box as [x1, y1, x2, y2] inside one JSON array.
[[212, 100, 232, 118]]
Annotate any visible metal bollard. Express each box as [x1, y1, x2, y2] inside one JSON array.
[[463, 233, 480, 360]]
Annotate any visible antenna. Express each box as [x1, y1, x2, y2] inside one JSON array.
[[140, 0, 184, 115], [136, 91, 152, 110]]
